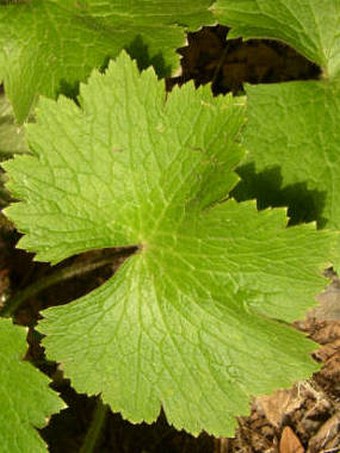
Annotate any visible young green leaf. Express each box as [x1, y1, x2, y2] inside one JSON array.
[[0, 0, 214, 122], [0, 319, 62, 452], [3, 53, 334, 436]]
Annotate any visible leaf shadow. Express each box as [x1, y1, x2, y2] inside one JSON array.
[[57, 35, 171, 103], [124, 34, 172, 78], [57, 79, 81, 104], [231, 163, 327, 227]]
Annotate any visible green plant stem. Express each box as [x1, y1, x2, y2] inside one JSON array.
[[1, 255, 117, 317], [80, 398, 108, 453]]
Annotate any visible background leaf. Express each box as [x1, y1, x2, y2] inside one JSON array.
[[0, 0, 214, 122], [3, 53, 334, 435], [213, 1, 340, 245], [212, 0, 340, 78], [239, 80, 340, 230], [0, 319, 62, 452]]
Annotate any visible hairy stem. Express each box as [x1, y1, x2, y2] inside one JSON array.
[[80, 398, 108, 453], [1, 247, 136, 317]]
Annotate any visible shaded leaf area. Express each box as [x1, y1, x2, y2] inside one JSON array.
[[166, 26, 321, 96], [231, 164, 327, 227], [0, 0, 214, 122]]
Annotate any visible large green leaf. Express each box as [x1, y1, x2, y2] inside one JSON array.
[[0, 319, 62, 452], [213, 1, 340, 235], [0, 0, 214, 122], [3, 53, 334, 435]]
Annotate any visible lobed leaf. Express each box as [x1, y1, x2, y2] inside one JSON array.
[[3, 53, 334, 435]]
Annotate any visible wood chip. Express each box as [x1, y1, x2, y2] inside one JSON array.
[[279, 426, 304, 453]]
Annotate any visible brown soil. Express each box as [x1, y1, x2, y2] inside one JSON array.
[[166, 25, 321, 95]]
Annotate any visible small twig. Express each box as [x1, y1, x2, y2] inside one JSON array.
[[211, 40, 233, 91]]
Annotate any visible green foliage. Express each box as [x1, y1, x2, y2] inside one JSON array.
[[0, 319, 63, 452], [0, 0, 213, 122], [0, 0, 339, 447], [214, 0, 340, 236], [3, 53, 335, 436], [242, 80, 340, 230]]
